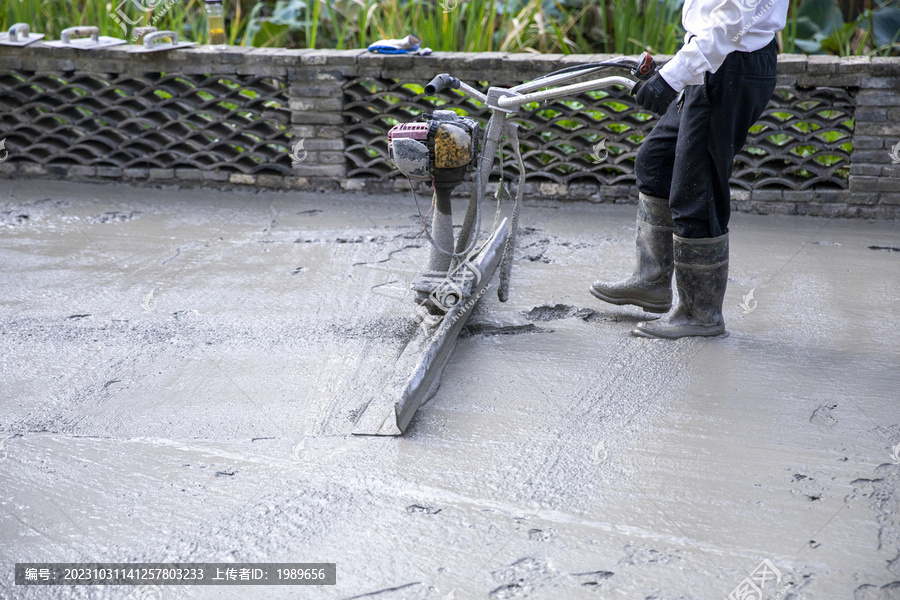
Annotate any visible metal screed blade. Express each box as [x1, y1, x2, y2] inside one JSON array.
[[352, 219, 510, 436]]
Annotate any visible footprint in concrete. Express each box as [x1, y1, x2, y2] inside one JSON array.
[[854, 581, 900, 599], [523, 304, 621, 324], [459, 323, 541, 338], [810, 404, 838, 427], [523, 251, 552, 263], [0, 212, 29, 226], [572, 570, 614, 589], [405, 504, 441, 515], [619, 544, 682, 566], [490, 557, 555, 599], [527, 528, 555, 541], [89, 211, 141, 224]]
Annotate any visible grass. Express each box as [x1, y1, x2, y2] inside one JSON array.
[[0, 0, 696, 54], [2, 0, 895, 55]]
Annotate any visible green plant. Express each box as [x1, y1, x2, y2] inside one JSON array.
[[2, 0, 897, 55], [791, 0, 900, 54]]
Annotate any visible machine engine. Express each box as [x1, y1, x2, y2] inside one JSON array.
[[387, 110, 479, 183]]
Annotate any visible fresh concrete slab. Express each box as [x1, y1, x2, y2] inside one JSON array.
[[0, 179, 898, 600]]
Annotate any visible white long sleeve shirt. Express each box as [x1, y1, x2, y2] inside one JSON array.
[[659, 0, 789, 92]]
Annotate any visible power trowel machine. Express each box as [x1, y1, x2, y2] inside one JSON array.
[[387, 110, 484, 317], [352, 53, 657, 436]]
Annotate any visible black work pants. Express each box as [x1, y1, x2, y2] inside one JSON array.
[[635, 37, 778, 238]]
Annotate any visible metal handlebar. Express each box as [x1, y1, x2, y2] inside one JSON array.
[[497, 75, 636, 109], [423, 52, 655, 109], [425, 74, 460, 95]]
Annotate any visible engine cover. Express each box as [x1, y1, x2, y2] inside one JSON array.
[[388, 110, 479, 181]]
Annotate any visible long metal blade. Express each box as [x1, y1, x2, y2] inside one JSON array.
[[352, 218, 511, 436]]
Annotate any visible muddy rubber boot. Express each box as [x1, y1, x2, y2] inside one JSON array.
[[633, 233, 729, 339], [590, 193, 674, 313]]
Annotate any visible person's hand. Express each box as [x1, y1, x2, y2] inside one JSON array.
[[631, 74, 678, 115]]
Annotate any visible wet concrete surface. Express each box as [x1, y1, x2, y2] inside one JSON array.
[[0, 179, 898, 600]]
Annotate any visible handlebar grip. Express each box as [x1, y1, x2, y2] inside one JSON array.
[[634, 52, 656, 80], [424, 73, 460, 95]]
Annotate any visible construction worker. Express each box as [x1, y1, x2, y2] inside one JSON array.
[[590, 0, 789, 338]]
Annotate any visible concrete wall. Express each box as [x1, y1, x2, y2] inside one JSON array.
[[0, 45, 898, 218]]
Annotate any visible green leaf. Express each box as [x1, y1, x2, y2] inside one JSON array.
[[871, 6, 900, 47], [797, 0, 845, 37], [794, 15, 823, 39], [251, 21, 291, 47], [794, 36, 824, 52]]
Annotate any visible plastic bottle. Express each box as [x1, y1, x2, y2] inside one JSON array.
[[205, 0, 226, 47]]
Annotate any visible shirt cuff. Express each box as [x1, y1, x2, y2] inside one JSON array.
[[659, 44, 713, 91]]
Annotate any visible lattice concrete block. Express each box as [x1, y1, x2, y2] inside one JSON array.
[[202, 171, 230, 182], [257, 174, 286, 187], [303, 139, 345, 151], [293, 165, 344, 177], [850, 150, 894, 163], [857, 90, 900, 105], [871, 58, 900, 76], [775, 55, 807, 74], [855, 123, 900, 137], [850, 165, 884, 176], [340, 179, 366, 191], [291, 112, 343, 124], [847, 192, 882, 205], [230, 173, 256, 185], [806, 55, 841, 74], [70, 166, 98, 178], [175, 169, 203, 181]]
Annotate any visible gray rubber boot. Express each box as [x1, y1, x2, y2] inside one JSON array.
[[633, 233, 729, 339], [590, 193, 674, 313]]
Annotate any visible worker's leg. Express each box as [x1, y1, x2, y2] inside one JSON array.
[[588, 97, 681, 312], [669, 38, 778, 239], [634, 99, 680, 200], [635, 39, 777, 338]]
